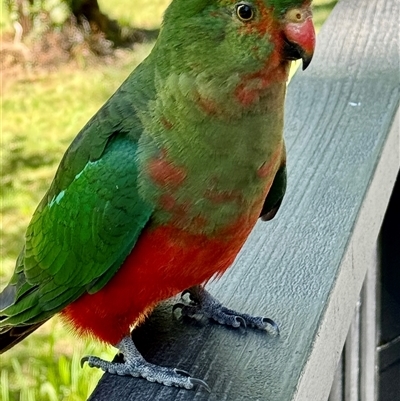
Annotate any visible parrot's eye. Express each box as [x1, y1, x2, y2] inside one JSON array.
[[236, 3, 255, 22], [285, 8, 308, 23]]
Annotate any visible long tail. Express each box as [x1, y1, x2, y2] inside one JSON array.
[[0, 284, 47, 354], [0, 322, 46, 354]]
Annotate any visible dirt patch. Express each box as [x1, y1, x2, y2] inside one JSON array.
[[1, 21, 158, 91]]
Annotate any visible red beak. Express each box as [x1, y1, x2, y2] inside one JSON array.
[[283, 17, 316, 70]]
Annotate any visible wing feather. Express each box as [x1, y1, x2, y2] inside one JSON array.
[[1, 81, 155, 329]]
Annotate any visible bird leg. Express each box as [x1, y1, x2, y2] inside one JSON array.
[[81, 336, 210, 391], [173, 285, 279, 334]]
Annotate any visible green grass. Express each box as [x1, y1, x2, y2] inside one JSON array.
[[0, 321, 114, 401], [1, 1, 337, 400], [99, 0, 170, 29], [0, 1, 12, 33], [312, 0, 338, 30]]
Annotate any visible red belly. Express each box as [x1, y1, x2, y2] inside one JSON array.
[[61, 217, 257, 345]]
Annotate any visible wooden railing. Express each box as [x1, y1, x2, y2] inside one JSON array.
[[329, 172, 400, 401], [89, 0, 399, 399]]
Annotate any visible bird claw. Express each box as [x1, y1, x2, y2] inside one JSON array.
[[262, 317, 280, 335], [189, 377, 211, 392], [235, 316, 247, 328], [175, 368, 210, 391], [81, 337, 210, 391], [175, 286, 279, 335], [80, 356, 90, 368], [174, 368, 191, 377], [172, 302, 190, 320], [172, 302, 185, 313], [181, 289, 192, 300]]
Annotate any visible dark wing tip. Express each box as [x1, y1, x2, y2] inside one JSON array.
[[0, 322, 46, 354], [260, 206, 279, 221]]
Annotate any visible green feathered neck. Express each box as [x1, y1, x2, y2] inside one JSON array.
[[133, 6, 290, 234]]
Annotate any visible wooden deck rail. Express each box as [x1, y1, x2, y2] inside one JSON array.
[[89, 0, 400, 399]]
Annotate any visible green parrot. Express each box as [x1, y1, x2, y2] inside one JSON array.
[[0, 0, 315, 390]]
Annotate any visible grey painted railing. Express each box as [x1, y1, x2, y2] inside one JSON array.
[[89, 0, 400, 399], [329, 169, 400, 401]]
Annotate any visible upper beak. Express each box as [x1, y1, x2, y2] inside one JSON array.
[[283, 17, 315, 70]]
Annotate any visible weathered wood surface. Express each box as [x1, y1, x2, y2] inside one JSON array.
[[89, 0, 400, 399], [327, 173, 400, 401]]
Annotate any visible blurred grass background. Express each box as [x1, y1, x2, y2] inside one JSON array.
[[1, 0, 337, 400]]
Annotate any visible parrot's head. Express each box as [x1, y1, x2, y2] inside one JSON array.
[[157, 0, 315, 90]]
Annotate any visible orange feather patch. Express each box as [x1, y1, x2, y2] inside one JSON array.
[[61, 211, 262, 345]]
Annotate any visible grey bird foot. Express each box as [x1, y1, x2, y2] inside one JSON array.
[[173, 285, 279, 335], [81, 336, 210, 391]]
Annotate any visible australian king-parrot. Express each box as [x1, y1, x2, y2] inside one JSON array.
[[0, 0, 315, 390]]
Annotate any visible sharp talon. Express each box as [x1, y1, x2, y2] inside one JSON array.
[[176, 289, 278, 339], [172, 303, 185, 313], [189, 377, 211, 392], [235, 316, 247, 328], [181, 289, 196, 303], [263, 318, 280, 335], [80, 356, 89, 368], [174, 368, 191, 377]]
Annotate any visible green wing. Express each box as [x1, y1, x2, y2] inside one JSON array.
[[0, 71, 154, 328], [259, 149, 287, 221]]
